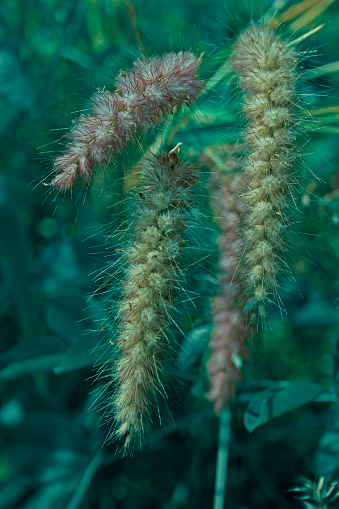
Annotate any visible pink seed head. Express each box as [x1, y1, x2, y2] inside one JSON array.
[[50, 52, 203, 191]]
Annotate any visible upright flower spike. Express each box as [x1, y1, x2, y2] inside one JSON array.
[[51, 52, 203, 191], [231, 23, 300, 324], [106, 145, 198, 447], [207, 170, 250, 415]]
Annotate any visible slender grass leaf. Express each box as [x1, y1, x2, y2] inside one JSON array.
[[178, 324, 212, 370], [0, 354, 64, 380], [303, 60, 339, 79], [53, 332, 108, 375]]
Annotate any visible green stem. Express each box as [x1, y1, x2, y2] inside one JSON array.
[[213, 406, 231, 509]]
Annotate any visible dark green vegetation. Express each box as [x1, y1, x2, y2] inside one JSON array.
[[1, 0, 339, 507]]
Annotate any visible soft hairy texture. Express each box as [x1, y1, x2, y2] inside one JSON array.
[[207, 171, 250, 415], [108, 148, 198, 447], [51, 52, 203, 191], [231, 23, 299, 324]]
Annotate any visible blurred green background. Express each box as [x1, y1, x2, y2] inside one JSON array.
[[1, 0, 339, 507]]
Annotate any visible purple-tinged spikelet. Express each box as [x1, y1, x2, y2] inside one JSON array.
[[231, 23, 300, 324], [107, 145, 198, 447], [207, 171, 250, 415], [51, 52, 203, 191]]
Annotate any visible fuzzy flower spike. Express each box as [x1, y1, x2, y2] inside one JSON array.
[[52, 52, 203, 191], [231, 23, 300, 324], [207, 171, 251, 415], [106, 144, 198, 447]]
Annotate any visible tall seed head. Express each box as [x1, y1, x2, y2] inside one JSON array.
[[104, 145, 199, 447], [206, 170, 250, 415], [231, 23, 301, 324]]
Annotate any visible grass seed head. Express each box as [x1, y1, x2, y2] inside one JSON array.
[[231, 23, 302, 324]]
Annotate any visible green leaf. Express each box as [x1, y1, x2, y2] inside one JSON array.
[[60, 47, 94, 69], [65, 452, 103, 509], [199, 60, 231, 99], [177, 324, 212, 370], [54, 336, 97, 375], [244, 382, 331, 433], [54, 331, 111, 375], [315, 427, 339, 476], [178, 125, 240, 150], [303, 60, 339, 79], [0, 354, 64, 380], [293, 297, 339, 328], [44, 293, 89, 340]]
